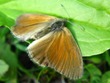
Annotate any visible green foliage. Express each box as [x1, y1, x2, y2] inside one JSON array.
[[102, 71, 110, 83], [0, 0, 110, 83], [85, 64, 102, 83], [0, 60, 9, 78], [0, 0, 110, 56]]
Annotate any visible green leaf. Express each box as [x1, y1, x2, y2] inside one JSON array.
[[0, 60, 9, 78], [85, 64, 102, 76], [78, 0, 110, 13], [0, 41, 18, 80], [0, 27, 9, 42], [91, 76, 101, 83], [102, 71, 110, 83], [84, 55, 102, 64], [0, 0, 13, 5], [0, 0, 110, 56], [0, 11, 14, 27], [0, 42, 18, 68], [104, 51, 110, 65], [85, 64, 102, 83], [15, 43, 26, 51]]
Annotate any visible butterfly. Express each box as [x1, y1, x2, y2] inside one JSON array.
[[11, 14, 83, 80]]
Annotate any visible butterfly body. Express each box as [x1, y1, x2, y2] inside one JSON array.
[[11, 14, 83, 80]]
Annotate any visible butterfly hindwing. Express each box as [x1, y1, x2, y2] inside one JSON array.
[[46, 27, 83, 79], [27, 31, 55, 66], [27, 27, 83, 79]]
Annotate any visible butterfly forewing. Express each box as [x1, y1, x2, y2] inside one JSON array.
[[16, 14, 55, 26], [11, 14, 56, 40]]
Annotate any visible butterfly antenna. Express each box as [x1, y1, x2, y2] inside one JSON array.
[[61, 4, 85, 30], [61, 4, 74, 25], [61, 4, 70, 19]]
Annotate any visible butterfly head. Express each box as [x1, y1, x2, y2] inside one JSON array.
[[51, 19, 66, 31]]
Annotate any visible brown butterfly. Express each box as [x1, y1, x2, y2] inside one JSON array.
[[11, 14, 83, 80]]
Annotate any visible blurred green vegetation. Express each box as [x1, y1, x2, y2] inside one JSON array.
[[0, 0, 110, 83], [0, 26, 110, 83]]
